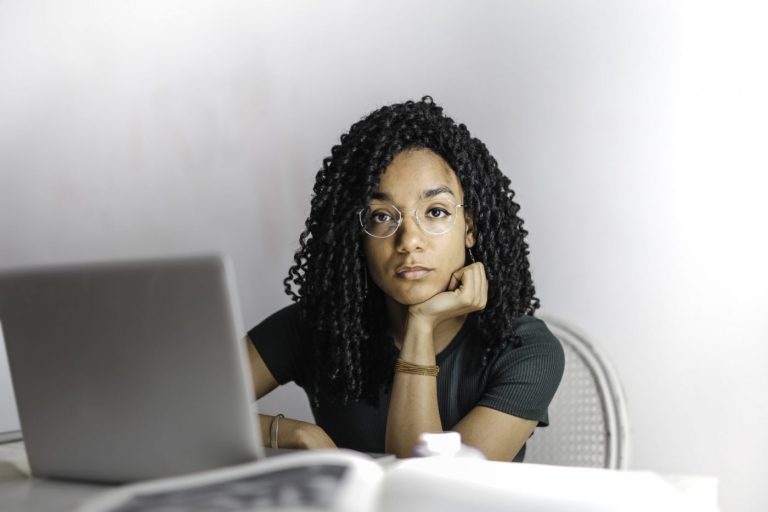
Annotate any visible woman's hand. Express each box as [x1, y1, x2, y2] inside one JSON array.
[[259, 414, 337, 450], [408, 262, 488, 329]]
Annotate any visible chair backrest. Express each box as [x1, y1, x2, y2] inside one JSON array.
[[524, 316, 630, 469]]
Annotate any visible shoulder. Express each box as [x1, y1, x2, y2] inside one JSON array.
[[249, 302, 302, 334], [247, 302, 307, 352], [488, 315, 565, 377], [511, 315, 563, 350], [247, 302, 309, 386]]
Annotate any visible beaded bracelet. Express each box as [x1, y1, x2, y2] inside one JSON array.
[[395, 358, 440, 376]]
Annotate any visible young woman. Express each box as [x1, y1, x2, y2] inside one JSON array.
[[247, 97, 564, 462]]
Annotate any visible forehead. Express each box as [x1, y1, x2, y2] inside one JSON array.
[[372, 149, 463, 202]]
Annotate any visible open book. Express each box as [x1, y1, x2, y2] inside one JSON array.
[[76, 450, 387, 512], [76, 449, 708, 512]]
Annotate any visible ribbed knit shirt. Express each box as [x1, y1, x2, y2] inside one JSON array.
[[249, 303, 564, 461]]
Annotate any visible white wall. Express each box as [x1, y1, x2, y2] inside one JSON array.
[[1, 1, 766, 510]]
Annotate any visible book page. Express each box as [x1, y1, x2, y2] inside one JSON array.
[[77, 450, 384, 512]]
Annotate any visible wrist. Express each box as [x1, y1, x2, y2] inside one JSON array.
[[269, 413, 285, 449], [282, 419, 322, 450], [276, 417, 302, 449], [405, 311, 436, 335], [400, 315, 437, 363]]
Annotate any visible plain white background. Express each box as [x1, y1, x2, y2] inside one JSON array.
[[1, 1, 766, 511]]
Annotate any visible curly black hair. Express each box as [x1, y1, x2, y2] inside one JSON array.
[[284, 96, 539, 407]]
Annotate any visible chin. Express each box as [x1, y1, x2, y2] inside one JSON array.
[[388, 283, 445, 306]]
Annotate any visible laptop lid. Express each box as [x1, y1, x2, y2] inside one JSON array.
[[0, 254, 264, 483]]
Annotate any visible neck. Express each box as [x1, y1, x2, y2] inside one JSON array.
[[384, 296, 467, 354]]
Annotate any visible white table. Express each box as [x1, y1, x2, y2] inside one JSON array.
[[0, 441, 719, 512], [1, 442, 106, 512]]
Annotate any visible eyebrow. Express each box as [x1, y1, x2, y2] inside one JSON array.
[[421, 186, 455, 200], [370, 186, 456, 202]]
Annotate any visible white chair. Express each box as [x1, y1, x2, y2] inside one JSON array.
[[524, 316, 630, 469]]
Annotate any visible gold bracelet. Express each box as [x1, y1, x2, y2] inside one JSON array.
[[395, 358, 440, 376], [269, 413, 284, 449]]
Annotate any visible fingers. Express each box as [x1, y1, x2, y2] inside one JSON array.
[[409, 263, 489, 325], [450, 262, 488, 312], [448, 272, 461, 292]]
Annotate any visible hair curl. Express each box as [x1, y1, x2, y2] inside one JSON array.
[[284, 96, 539, 406]]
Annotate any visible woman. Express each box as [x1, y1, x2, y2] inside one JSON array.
[[247, 97, 564, 461]]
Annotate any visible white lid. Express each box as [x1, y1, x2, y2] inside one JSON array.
[[418, 431, 462, 456]]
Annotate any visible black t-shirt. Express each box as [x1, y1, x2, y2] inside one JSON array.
[[248, 304, 564, 461]]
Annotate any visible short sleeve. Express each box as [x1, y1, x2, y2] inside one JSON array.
[[247, 303, 308, 387], [477, 316, 565, 426]]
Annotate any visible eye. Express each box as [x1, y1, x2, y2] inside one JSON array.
[[425, 206, 450, 219], [369, 211, 393, 224]]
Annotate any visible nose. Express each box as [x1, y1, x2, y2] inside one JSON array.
[[395, 210, 424, 253]]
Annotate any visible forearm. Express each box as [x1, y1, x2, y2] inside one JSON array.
[[385, 320, 443, 458]]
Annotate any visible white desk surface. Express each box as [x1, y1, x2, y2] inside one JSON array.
[[1, 441, 105, 512], [1, 441, 719, 512]]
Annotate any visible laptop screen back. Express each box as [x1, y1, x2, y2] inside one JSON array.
[[0, 255, 263, 482]]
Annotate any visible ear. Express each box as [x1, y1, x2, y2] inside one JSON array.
[[464, 214, 476, 248]]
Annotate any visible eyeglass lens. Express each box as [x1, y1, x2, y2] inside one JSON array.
[[360, 199, 461, 238]]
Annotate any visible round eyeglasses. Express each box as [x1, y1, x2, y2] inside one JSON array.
[[358, 199, 465, 238]]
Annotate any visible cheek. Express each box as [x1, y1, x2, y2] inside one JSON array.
[[363, 240, 388, 279], [442, 234, 469, 269]]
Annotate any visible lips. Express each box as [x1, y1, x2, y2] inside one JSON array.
[[395, 265, 433, 280]]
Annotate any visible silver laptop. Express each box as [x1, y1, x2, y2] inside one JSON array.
[[0, 255, 264, 483]]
